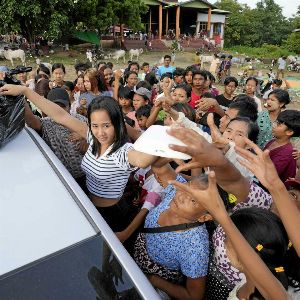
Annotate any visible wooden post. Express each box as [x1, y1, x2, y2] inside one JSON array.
[[207, 8, 212, 32], [159, 4, 162, 39], [120, 23, 124, 45], [149, 9, 152, 34], [165, 9, 169, 36], [176, 6, 180, 40]]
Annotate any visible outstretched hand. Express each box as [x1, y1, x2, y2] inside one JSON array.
[[0, 84, 26, 96], [167, 126, 223, 172], [207, 113, 229, 150], [235, 138, 280, 190], [169, 171, 227, 220]]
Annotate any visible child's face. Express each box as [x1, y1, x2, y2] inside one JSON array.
[[174, 75, 184, 85], [245, 79, 256, 96], [84, 75, 92, 91], [185, 71, 193, 85], [119, 97, 132, 109], [0, 71, 5, 80], [224, 82, 237, 96], [222, 120, 250, 148], [76, 78, 85, 92], [143, 65, 150, 73], [137, 116, 148, 130], [272, 121, 292, 139], [133, 94, 147, 111], [171, 88, 188, 103]]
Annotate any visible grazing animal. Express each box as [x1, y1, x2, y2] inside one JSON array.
[[112, 50, 126, 63], [129, 48, 143, 61], [4, 49, 26, 67]]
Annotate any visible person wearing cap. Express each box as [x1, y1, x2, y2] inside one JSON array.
[[0, 66, 9, 81], [21, 87, 88, 188], [126, 87, 151, 130]]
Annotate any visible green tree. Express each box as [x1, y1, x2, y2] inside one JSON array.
[[74, 0, 147, 33], [0, 0, 75, 42]]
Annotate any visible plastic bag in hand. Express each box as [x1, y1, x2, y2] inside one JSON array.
[[0, 94, 25, 148]]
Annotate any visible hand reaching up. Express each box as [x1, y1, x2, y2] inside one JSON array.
[[235, 138, 280, 190], [169, 171, 227, 220], [207, 113, 229, 150]]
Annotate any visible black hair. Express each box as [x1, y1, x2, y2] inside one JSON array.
[[124, 71, 138, 83], [272, 79, 282, 86], [129, 61, 140, 71], [277, 110, 300, 137], [228, 116, 259, 143], [136, 80, 152, 91], [160, 72, 173, 81], [145, 72, 159, 86], [87, 96, 128, 156], [192, 70, 208, 80], [172, 102, 196, 122], [184, 65, 197, 76], [164, 54, 171, 60], [106, 62, 113, 70], [37, 64, 50, 77], [203, 70, 215, 85], [224, 76, 238, 87], [202, 92, 216, 99], [269, 89, 291, 108], [246, 76, 258, 86], [135, 104, 152, 119], [173, 67, 185, 78], [230, 95, 258, 122], [63, 81, 75, 92], [174, 83, 192, 98], [74, 62, 90, 73], [141, 62, 149, 68], [97, 61, 106, 69], [118, 86, 134, 100], [231, 207, 289, 292], [52, 63, 65, 74], [228, 55, 233, 59]]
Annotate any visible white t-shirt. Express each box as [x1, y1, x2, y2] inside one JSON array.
[[278, 57, 286, 70]]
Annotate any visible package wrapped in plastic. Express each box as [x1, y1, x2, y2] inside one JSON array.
[[0, 93, 25, 148], [0, 66, 32, 148]]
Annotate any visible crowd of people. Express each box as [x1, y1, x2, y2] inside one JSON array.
[[0, 52, 299, 300]]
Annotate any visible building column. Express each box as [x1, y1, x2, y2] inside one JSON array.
[[158, 4, 163, 39], [176, 6, 180, 40], [196, 21, 200, 35], [210, 23, 214, 39], [207, 8, 212, 33], [149, 9, 152, 35], [165, 9, 169, 36], [220, 23, 224, 39]]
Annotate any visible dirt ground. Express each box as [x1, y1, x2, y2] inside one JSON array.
[[2, 49, 300, 106]]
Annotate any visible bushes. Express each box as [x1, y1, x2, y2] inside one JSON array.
[[226, 44, 295, 59]]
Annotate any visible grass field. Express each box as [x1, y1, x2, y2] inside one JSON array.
[[1, 48, 300, 104]]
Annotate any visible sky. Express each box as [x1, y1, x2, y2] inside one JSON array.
[[237, 0, 300, 18]]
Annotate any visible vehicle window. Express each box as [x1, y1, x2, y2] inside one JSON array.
[[0, 234, 142, 300]]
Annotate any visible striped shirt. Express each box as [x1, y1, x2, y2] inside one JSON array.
[[81, 142, 137, 199]]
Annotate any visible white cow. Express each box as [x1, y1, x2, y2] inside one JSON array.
[[112, 50, 126, 63], [129, 48, 143, 61], [4, 49, 26, 67]]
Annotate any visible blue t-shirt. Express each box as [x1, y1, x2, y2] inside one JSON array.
[[144, 175, 209, 278], [79, 91, 113, 106], [156, 65, 175, 78]]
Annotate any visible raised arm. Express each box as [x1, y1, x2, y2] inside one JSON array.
[[236, 138, 300, 255], [171, 172, 289, 300], [167, 127, 250, 202], [0, 84, 88, 138]]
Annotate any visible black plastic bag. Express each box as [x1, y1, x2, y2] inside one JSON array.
[[0, 93, 25, 148]]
